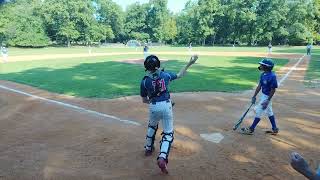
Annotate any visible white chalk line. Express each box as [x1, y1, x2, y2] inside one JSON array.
[[278, 55, 306, 86], [0, 84, 141, 126]]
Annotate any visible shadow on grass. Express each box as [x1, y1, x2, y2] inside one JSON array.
[[0, 57, 288, 98]]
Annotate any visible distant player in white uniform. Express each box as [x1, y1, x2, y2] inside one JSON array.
[[88, 45, 92, 55], [188, 42, 192, 54], [1, 46, 8, 62], [140, 54, 198, 174], [268, 42, 272, 55]]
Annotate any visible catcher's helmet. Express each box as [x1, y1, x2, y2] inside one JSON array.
[[144, 55, 160, 71], [258, 58, 274, 71]]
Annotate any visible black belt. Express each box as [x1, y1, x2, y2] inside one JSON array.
[[151, 100, 170, 105]]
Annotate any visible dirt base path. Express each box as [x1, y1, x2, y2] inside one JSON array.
[[0, 54, 319, 179]]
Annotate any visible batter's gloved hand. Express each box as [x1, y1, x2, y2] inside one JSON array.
[[261, 99, 269, 110], [251, 96, 256, 104]]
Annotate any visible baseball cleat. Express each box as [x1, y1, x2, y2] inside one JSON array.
[[265, 128, 279, 135], [144, 146, 155, 157], [145, 149, 153, 156], [157, 157, 168, 174], [240, 127, 254, 135]]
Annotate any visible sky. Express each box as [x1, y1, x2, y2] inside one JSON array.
[[112, 0, 189, 13]]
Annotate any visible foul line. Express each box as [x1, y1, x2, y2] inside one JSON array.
[[278, 55, 306, 86], [0, 84, 141, 126]]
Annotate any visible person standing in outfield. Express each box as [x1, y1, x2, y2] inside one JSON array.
[[241, 58, 279, 135], [143, 44, 149, 60], [307, 43, 312, 55], [140, 54, 198, 174], [188, 42, 192, 53], [88, 45, 92, 55], [1, 45, 8, 62], [268, 42, 272, 55], [290, 152, 320, 180]]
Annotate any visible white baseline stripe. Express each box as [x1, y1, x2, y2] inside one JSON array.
[[0, 84, 141, 126], [278, 55, 305, 86]]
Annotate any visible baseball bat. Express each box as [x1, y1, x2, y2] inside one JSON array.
[[233, 103, 254, 130]]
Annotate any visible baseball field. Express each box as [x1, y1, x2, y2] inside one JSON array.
[[0, 46, 319, 179]]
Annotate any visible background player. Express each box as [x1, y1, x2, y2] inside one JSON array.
[[307, 43, 312, 55], [268, 42, 272, 55], [1, 45, 8, 62], [143, 44, 149, 60]]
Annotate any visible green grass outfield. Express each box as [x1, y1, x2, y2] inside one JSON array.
[[5, 45, 316, 56], [0, 53, 288, 98]]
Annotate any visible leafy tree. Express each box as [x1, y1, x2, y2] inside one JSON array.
[[286, 0, 315, 45], [146, 0, 170, 42], [3, 1, 50, 47], [0, 7, 9, 44], [96, 0, 124, 42], [40, 0, 97, 46], [176, 1, 198, 45], [255, 0, 289, 45], [194, 0, 220, 45], [124, 2, 149, 42], [161, 17, 177, 43], [1, 0, 320, 47]]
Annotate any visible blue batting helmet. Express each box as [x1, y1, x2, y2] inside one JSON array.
[[259, 58, 274, 70]]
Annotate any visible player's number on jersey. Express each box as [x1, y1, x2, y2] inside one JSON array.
[[152, 79, 166, 93]]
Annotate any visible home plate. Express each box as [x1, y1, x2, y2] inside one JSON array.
[[200, 133, 224, 143]]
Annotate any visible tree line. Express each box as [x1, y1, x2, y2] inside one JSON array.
[[0, 0, 318, 47]]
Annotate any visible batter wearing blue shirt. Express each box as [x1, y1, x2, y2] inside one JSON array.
[[241, 58, 279, 135], [141, 54, 198, 174]]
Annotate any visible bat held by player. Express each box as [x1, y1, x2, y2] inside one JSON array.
[[232, 103, 254, 131]]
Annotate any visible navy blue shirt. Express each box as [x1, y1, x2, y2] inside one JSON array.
[[140, 71, 177, 102], [260, 71, 278, 96]]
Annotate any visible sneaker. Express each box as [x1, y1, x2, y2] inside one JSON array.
[[265, 128, 279, 135], [157, 157, 168, 174], [240, 127, 254, 135]]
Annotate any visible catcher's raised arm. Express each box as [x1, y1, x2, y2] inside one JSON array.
[[177, 55, 198, 79]]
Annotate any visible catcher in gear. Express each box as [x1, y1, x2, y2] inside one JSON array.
[[140, 54, 198, 174], [241, 58, 279, 135]]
